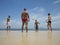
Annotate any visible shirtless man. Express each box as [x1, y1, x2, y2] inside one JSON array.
[[35, 20, 40, 31], [7, 16, 11, 30], [47, 13, 52, 30], [21, 8, 30, 32]]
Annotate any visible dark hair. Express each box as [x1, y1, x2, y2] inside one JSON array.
[[48, 13, 50, 15], [35, 20, 37, 21], [8, 16, 10, 18], [24, 8, 27, 11]]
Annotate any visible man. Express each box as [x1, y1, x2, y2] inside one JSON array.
[[21, 8, 30, 32], [7, 16, 11, 30], [35, 20, 40, 31], [47, 13, 52, 30]]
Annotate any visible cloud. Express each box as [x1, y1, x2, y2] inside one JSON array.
[[0, 19, 22, 29], [0, 7, 60, 29], [52, 13, 60, 28], [29, 7, 60, 29], [29, 7, 45, 15], [10, 19, 22, 29], [28, 7, 47, 28], [54, 0, 60, 4], [52, 13, 60, 23], [0, 6, 46, 29], [29, 7, 46, 20]]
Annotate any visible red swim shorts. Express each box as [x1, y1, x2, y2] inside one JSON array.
[[22, 18, 28, 22]]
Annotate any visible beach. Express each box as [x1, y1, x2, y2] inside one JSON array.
[[0, 30, 60, 45]]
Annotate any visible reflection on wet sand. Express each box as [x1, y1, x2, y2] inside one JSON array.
[[0, 30, 60, 45], [47, 30, 52, 45], [21, 33, 29, 45]]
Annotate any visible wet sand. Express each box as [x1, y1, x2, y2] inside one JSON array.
[[0, 30, 60, 45]]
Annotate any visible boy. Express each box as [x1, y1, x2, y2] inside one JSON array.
[[35, 20, 40, 30]]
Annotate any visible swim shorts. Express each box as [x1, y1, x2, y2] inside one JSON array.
[[22, 18, 28, 22]]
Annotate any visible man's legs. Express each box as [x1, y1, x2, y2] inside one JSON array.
[[48, 26, 49, 30], [26, 22, 28, 32], [50, 23, 52, 31], [9, 26, 11, 30], [22, 22, 24, 32], [48, 23, 52, 31], [7, 26, 8, 30], [47, 23, 49, 30], [7, 24, 10, 31], [7, 22, 11, 31]]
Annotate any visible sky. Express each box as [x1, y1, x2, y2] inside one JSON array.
[[0, 0, 60, 29]]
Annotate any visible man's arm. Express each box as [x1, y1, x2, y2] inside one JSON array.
[[6, 18, 8, 25], [28, 14, 30, 21], [21, 13, 23, 19], [27, 13, 29, 18], [50, 16, 51, 21], [27, 13, 30, 21]]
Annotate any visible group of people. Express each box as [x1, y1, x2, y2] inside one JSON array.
[[7, 8, 52, 32]]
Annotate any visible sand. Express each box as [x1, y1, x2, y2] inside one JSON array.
[[0, 30, 60, 45]]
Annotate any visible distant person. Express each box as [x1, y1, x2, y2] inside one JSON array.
[[47, 13, 52, 30], [35, 20, 40, 31], [7, 16, 11, 30], [21, 8, 30, 32]]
